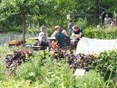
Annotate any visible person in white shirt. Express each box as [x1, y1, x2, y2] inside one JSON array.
[[104, 14, 111, 27], [38, 25, 49, 46]]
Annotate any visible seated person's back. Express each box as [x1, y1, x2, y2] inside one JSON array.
[[56, 28, 66, 48], [62, 30, 70, 40], [62, 30, 70, 46]]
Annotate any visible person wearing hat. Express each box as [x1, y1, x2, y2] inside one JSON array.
[[50, 25, 60, 49], [51, 25, 60, 37]]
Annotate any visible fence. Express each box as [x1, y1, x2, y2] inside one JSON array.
[[0, 33, 38, 45]]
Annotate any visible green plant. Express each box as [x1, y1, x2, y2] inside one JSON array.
[[92, 50, 117, 87], [74, 70, 104, 88], [83, 27, 117, 39], [76, 18, 87, 29], [0, 61, 5, 80]]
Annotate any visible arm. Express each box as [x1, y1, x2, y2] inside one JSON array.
[[51, 31, 57, 37], [71, 32, 82, 38]]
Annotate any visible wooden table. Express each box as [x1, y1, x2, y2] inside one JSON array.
[[29, 37, 39, 40], [29, 37, 55, 40], [28, 37, 55, 50], [8, 40, 23, 47], [70, 37, 79, 40]]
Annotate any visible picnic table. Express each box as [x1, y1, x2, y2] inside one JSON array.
[[28, 37, 54, 50], [29, 36, 77, 40], [28, 36, 79, 50]]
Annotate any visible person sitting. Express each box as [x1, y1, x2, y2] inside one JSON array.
[[51, 25, 60, 37], [56, 27, 66, 49], [70, 25, 82, 48], [62, 30, 70, 39], [37, 25, 49, 47], [50, 25, 60, 49], [62, 30, 70, 46], [110, 19, 116, 28]]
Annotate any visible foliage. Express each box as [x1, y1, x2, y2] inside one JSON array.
[[0, 0, 116, 33], [15, 51, 51, 82], [92, 50, 117, 84], [101, 0, 117, 13], [0, 62, 5, 80], [0, 46, 117, 87], [52, 48, 97, 70], [75, 17, 87, 29], [74, 70, 104, 88], [0, 0, 76, 32], [83, 27, 117, 39], [47, 27, 54, 37], [0, 80, 32, 88], [27, 24, 40, 34]]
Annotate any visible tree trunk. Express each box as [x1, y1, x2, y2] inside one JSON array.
[[94, 0, 100, 24], [22, 14, 26, 44]]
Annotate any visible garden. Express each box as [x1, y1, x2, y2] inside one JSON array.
[[0, 27, 117, 88], [0, 0, 117, 87]]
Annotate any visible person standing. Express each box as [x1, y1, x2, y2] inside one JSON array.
[[68, 19, 74, 36], [104, 14, 111, 27]]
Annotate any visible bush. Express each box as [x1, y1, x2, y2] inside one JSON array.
[[76, 18, 87, 29], [92, 50, 117, 87], [74, 70, 104, 88], [83, 27, 117, 39]]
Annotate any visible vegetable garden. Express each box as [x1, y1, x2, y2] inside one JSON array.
[[0, 27, 117, 88], [0, 0, 117, 87]]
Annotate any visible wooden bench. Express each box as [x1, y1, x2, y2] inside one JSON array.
[[8, 40, 24, 47], [31, 46, 47, 50]]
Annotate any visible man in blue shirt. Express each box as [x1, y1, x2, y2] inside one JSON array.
[[71, 25, 83, 48]]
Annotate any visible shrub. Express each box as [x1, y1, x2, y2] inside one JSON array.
[[74, 70, 104, 88], [92, 50, 117, 87], [83, 27, 117, 39]]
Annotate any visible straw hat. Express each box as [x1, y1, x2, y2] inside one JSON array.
[[54, 25, 60, 30]]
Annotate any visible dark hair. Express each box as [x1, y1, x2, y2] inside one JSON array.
[[59, 27, 63, 32], [68, 19, 72, 22]]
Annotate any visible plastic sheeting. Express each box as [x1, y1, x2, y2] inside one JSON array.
[[76, 37, 117, 54]]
